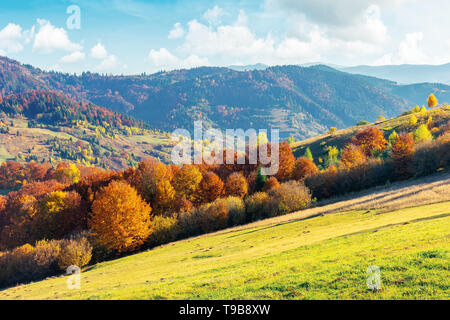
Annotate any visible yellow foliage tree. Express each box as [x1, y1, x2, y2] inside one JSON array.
[[89, 180, 152, 252], [172, 164, 202, 201], [427, 94, 438, 108], [328, 127, 337, 135], [410, 114, 418, 126], [154, 179, 176, 215]]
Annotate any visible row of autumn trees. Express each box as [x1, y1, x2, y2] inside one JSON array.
[[0, 113, 449, 287]]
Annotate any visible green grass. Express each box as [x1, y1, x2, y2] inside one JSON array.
[[1, 201, 449, 300]]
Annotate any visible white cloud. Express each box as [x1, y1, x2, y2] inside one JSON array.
[[60, 51, 85, 63], [176, 12, 383, 67], [270, 0, 409, 27], [182, 19, 275, 59], [374, 32, 435, 65], [97, 54, 119, 71], [33, 19, 82, 53], [90, 43, 108, 59], [168, 23, 185, 39], [148, 47, 209, 71], [203, 5, 225, 25], [328, 5, 388, 44], [0, 23, 26, 53]]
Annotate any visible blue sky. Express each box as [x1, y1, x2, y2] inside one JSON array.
[[0, 0, 449, 74]]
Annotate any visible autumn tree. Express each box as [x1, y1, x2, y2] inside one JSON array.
[[225, 172, 248, 198], [351, 127, 387, 157], [388, 130, 399, 147], [53, 163, 80, 185], [304, 147, 313, 162], [427, 93, 438, 108], [153, 180, 176, 215], [328, 127, 337, 135], [376, 115, 386, 123], [130, 158, 173, 203], [275, 141, 295, 181], [413, 124, 433, 143], [339, 144, 367, 168], [391, 133, 415, 178], [172, 164, 202, 201], [410, 115, 418, 126], [325, 146, 339, 167], [419, 106, 427, 116], [293, 157, 319, 180], [262, 176, 280, 192], [196, 172, 224, 204], [89, 180, 152, 252]]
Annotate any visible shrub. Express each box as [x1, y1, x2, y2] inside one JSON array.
[[57, 234, 92, 271], [33, 240, 61, 275], [89, 180, 152, 252], [0, 235, 91, 289], [177, 209, 203, 238], [245, 192, 270, 221], [200, 201, 228, 233], [267, 181, 312, 215], [306, 159, 394, 200], [220, 197, 246, 226], [145, 215, 180, 248], [412, 137, 450, 177]]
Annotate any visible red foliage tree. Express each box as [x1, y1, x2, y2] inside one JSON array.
[[351, 127, 387, 157]]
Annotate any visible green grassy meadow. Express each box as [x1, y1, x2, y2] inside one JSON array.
[[1, 201, 449, 300]]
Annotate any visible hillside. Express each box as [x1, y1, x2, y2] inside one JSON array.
[[1, 173, 448, 300], [341, 63, 450, 85], [3, 56, 450, 139], [0, 90, 172, 169], [292, 105, 450, 161]]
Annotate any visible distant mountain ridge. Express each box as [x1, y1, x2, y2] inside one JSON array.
[[1, 56, 450, 139], [340, 63, 450, 85]]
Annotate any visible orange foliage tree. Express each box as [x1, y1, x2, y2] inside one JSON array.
[[274, 141, 295, 181], [391, 133, 415, 178], [225, 172, 248, 198], [351, 127, 387, 157], [339, 144, 367, 168], [292, 157, 319, 180], [262, 176, 280, 192], [196, 172, 224, 204], [89, 180, 152, 252]]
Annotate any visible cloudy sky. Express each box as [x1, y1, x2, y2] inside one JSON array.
[[0, 0, 449, 74]]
